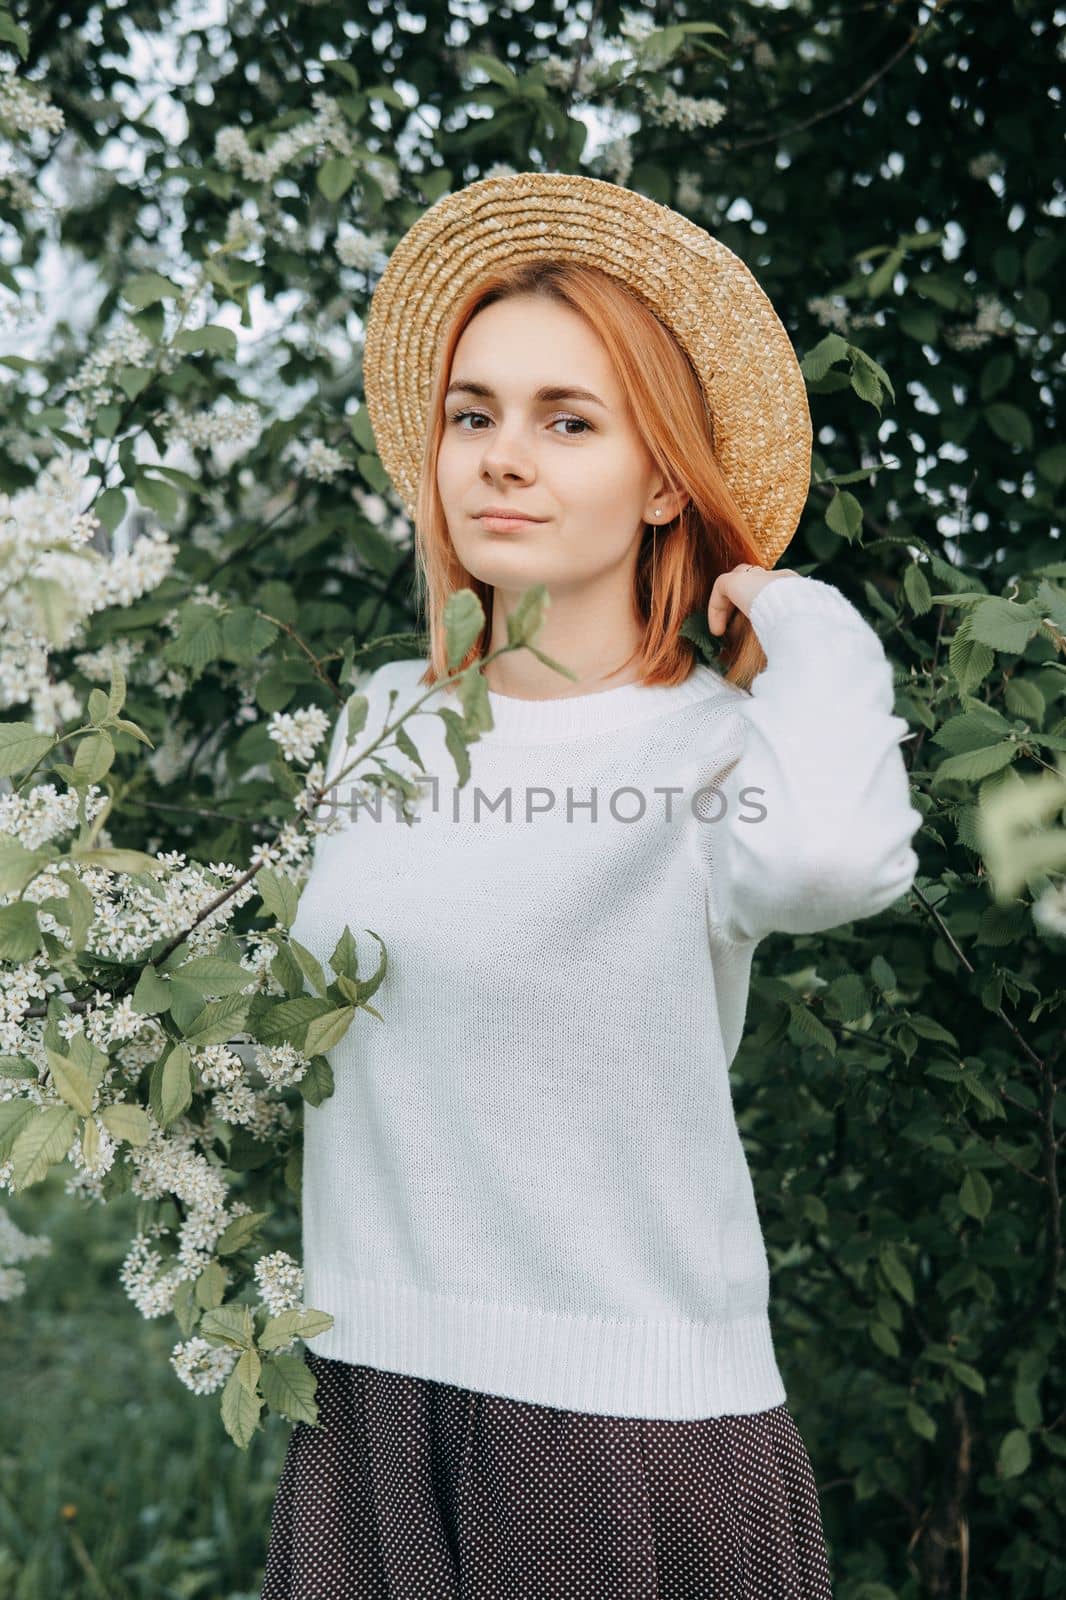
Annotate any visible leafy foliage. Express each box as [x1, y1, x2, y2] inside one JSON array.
[[0, 1, 1063, 1596]]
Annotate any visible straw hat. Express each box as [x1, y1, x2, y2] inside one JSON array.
[[362, 170, 812, 568]]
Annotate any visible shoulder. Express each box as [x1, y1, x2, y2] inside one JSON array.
[[354, 655, 432, 701], [686, 660, 751, 709]]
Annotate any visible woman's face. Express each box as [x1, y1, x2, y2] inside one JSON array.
[[437, 294, 672, 597]]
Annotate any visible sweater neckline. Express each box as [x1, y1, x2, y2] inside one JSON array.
[[468, 663, 729, 744]]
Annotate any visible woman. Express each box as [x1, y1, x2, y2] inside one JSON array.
[[260, 172, 922, 1597]]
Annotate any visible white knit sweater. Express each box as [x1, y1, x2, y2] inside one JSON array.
[[289, 574, 922, 1420]]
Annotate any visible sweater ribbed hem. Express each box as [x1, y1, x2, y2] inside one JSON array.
[[301, 1267, 788, 1421]]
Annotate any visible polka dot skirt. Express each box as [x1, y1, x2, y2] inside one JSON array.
[[260, 1350, 834, 1598]]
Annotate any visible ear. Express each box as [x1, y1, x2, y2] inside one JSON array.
[[645, 488, 690, 523]]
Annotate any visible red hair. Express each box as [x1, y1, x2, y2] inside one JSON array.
[[411, 258, 773, 696]]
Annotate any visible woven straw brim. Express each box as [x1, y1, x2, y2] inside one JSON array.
[[363, 171, 811, 568]]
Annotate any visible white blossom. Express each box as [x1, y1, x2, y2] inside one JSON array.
[[0, 68, 65, 136], [642, 85, 727, 131], [268, 705, 331, 764], [212, 92, 355, 185], [1032, 883, 1066, 938], [166, 399, 263, 454], [171, 1335, 240, 1394], [254, 1248, 304, 1315], [0, 1208, 52, 1303], [335, 227, 388, 272], [255, 1041, 309, 1089]]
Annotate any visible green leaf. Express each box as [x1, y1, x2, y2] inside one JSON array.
[[215, 1210, 270, 1255], [259, 1307, 334, 1350], [287, 937, 328, 998], [71, 847, 165, 875], [1035, 443, 1066, 485], [269, 941, 306, 998], [879, 1244, 915, 1305], [968, 597, 1040, 654], [299, 1054, 334, 1106], [10, 1105, 80, 1191], [800, 333, 849, 381], [162, 603, 225, 672], [948, 623, 996, 694], [505, 584, 549, 651], [978, 352, 1014, 401], [0, 902, 43, 962], [997, 1428, 1031, 1478], [305, 1006, 356, 1056], [0, 14, 30, 56], [95, 486, 128, 534], [131, 964, 173, 1015], [116, 366, 153, 402], [0, 1055, 39, 1081], [26, 576, 83, 645], [183, 993, 251, 1048], [45, 1048, 94, 1117], [0, 833, 52, 897], [151, 464, 204, 494], [825, 489, 863, 541], [257, 996, 334, 1048], [99, 1102, 151, 1146], [167, 954, 252, 995], [221, 1363, 262, 1448], [947, 1359, 986, 1395], [195, 1261, 227, 1310], [903, 563, 933, 616], [443, 589, 486, 669], [983, 402, 1033, 449], [905, 1402, 937, 1441], [329, 925, 360, 982], [72, 732, 114, 786], [260, 1352, 321, 1423], [122, 272, 182, 307], [933, 742, 1017, 783], [464, 51, 520, 88], [257, 867, 300, 929], [234, 1345, 262, 1393], [133, 473, 180, 520], [0, 723, 54, 778], [317, 156, 356, 201], [867, 1319, 900, 1357], [0, 1100, 39, 1159], [172, 324, 238, 358], [200, 1303, 255, 1349], [220, 606, 278, 662], [959, 1168, 992, 1220]]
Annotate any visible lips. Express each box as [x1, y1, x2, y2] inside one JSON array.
[[476, 509, 544, 522]]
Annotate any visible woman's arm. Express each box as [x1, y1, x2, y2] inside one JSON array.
[[691, 572, 923, 946]]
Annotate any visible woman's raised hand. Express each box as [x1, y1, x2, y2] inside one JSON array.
[[707, 563, 801, 636]]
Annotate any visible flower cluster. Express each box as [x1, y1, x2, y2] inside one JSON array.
[[254, 1249, 304, 1316], [213, 92, 355, 185], [0, 68, 66, 137], [641, 86, 727, 131], [0, 1209, 52, 1304], [335, 228, 389, 272], [166, 399, 263, 454], [268, 705, 333, 764], [0, 456, 177, 726], [943, 293, 1010, 352], [806, 295, 882, 334]]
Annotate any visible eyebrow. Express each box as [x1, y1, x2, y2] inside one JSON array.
[[444, 379, 609, 410]]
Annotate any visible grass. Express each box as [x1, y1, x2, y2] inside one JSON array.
[[0, 1170, 293, 1599]]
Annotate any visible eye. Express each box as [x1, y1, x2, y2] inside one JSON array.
[[447, 408, 592, 437]]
